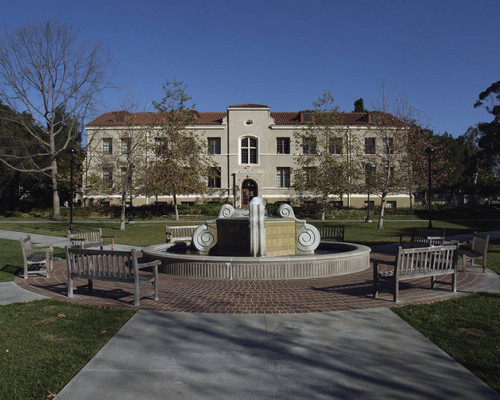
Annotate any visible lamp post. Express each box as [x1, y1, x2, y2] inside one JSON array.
[[425, 146, 435, 228], [67, 147, 77, 232]]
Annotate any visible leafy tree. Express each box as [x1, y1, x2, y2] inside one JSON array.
[[353, 98, 367, 112], [294, 92, 360, 220], [0, 21, 110, 217], [405, 127, 448, 210], [147, 80, 214, 220], [474, 81, 500, 168], [437, 128, 499, 201]]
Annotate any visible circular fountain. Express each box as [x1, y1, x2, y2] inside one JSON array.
[[142, 198, 370, 280]]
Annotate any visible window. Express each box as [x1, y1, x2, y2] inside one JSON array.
[[364, 200, 375, 209], [102, 167, 113, 188], [303, 137, 317, 154], [120, 167, 132, 184], [103, 138, 113, 154], [208, 167, 221, 188], [208, 137, 221, 154], [121, 138, 131, 154], [383, 138, 394, 154], [365, 137, 376, 154], [386, 201, 397, 209], [365, 163, 376, 185], [155, 137, 166, 147], [330, 201, 343, 209], [329, 138, 342, 154], [277, 137, 290, 154], [276, 167, 291, 188], [304, 167, 318, 184], [241, 137, 258, 164]]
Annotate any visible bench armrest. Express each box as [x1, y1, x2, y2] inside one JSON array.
[[30, 247, 53, 254], [102, 235, 116, 239], [137, 260, 161, 270], [33, 243, 54, 249]]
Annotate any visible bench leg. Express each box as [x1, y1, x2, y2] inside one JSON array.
[[452, 272, 457, 292], [88, 279, 93, 293], [373, 263, 379, 298], [393, 276, 399, 302], [153, 277, 159, 301], [431, 276, 436, 289], [134, 278, 140, 307], [68, 276, 74, 298]]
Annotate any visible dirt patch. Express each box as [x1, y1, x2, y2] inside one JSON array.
[[42, 334, 66, 343], [459, 327, 485, 336], [33, 317, 58, 326]]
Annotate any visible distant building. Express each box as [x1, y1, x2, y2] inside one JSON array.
[[84, 104, 411, 209]]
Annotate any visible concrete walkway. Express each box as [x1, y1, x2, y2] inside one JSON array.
[[55, 309, 500, 399], [1, 229, 499, 399]]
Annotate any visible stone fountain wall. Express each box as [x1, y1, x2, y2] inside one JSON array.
[[192, 198, 320, 257]]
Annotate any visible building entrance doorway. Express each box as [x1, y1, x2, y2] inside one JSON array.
[[241, 179, 258, 208]]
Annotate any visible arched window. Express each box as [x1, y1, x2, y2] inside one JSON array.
[[240, 137, 258, 164]]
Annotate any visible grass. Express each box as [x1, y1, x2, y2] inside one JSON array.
[[393, 293, 500, 393], [0, 299, 135, 400]]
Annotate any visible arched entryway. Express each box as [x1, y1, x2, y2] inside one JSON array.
[[241, 179, 258, 208]]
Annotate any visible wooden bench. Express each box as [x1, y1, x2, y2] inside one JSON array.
[[65, 247, 160, 306], [399, 227, 446, 248], [316, 224, 345, 242], [165, 225, 199, 243], [67, 228, 115, 250], [373, 244, 458, 302], [20, 235, 54, 279], [459, 233, 489, 272]]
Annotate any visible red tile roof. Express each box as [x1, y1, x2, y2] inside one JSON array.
[[86, 109, 400, 127]]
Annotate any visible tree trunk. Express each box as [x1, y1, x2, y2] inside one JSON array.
[[51, 158, 61, 218], [120, 193, 126, 230], [174, 194, 179, 220], [321, 195, 327, 220], [377, 193, 387, 230]]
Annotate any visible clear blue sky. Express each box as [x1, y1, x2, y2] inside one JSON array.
[[2, 0, 498, 136]]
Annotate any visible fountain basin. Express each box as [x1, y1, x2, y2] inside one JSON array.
[[142, 241, 371, 280]]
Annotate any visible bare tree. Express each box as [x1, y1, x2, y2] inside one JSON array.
[[294, 92, 360, 219], [367, 94, 416, 229], [0, 21, 110, 217], [86, 109, 150, 230]]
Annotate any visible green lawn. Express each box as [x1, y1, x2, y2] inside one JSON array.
[[393, 293, 500, 393], [0, 299, 135, 400]]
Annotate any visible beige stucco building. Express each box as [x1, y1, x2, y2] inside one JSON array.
[[84, 103, 411, 209]]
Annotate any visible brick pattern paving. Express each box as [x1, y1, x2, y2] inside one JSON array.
[[14, 249, 491, 314]]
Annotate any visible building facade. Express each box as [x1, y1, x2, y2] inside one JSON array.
[[84, 103, 411, 209]]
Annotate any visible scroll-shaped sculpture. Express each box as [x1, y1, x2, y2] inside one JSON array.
[[278, 203, 295, 218], [218, 204, 235, 219], [296, 223, 321, 254], [192, 224, 217, 254]]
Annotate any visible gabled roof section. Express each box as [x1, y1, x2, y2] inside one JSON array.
[[228, 103, 269, 108]]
